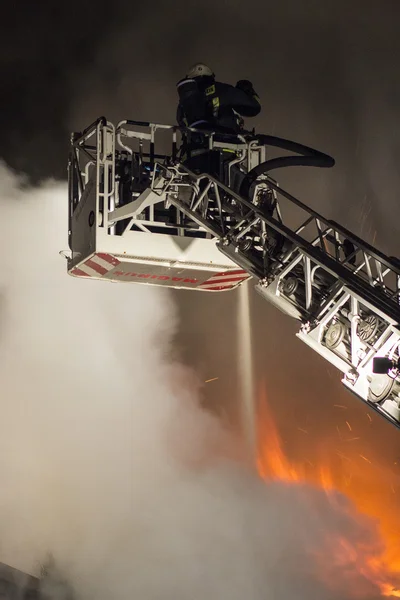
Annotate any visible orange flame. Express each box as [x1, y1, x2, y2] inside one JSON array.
[[256, 388, 400, 598]]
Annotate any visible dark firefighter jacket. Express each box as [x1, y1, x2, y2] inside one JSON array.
[[176, 75, 261, 134]]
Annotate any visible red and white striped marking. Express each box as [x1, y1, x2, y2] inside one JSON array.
[[198, 269, 250, 291], [71, 253, 120, 278]]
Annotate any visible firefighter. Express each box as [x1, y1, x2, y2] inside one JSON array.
[[176, 63, 261, 134], [176, 63, 261, 180]]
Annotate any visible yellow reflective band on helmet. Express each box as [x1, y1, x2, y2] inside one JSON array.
[[205, 85, 216, 96]]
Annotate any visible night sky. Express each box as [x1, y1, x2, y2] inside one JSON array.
[[3, 0, 400, 482]]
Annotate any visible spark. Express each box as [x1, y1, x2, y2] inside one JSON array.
[[345, 437, 360, 442], [205, 377, 218, 383], [334, 404, 347, 409], [345, 421, 352, 431], [336, 425, 342, 440], [367, 413, 373, 422], [297, 427, 308, 434], [359, 454, 372, 464], [336, 450, 351, 462], [391, 484, 396, 494]]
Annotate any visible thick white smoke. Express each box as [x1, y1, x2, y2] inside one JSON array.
[[0, 163, 383, 600]]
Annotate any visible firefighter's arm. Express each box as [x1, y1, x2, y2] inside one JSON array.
[[177, 78, 198, 103], [218, 81, 261, 117], [176, 78, 201, 126]]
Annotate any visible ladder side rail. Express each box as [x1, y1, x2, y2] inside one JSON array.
[[164, 166, 400, 324]]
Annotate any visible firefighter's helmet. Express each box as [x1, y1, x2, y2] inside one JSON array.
[[187, 63, 214, 78]]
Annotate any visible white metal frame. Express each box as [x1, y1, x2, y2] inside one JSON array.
[[67, 117, 400, 428]]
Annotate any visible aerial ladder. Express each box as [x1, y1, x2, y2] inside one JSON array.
[[67, 117, 400, 429]]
